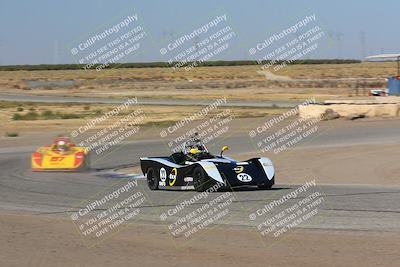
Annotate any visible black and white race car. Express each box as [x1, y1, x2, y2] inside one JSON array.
[[140, 134, 275, 192]]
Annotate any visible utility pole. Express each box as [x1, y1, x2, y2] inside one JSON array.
[[194, 36, 199, 52], [360, 30, 366, 59]]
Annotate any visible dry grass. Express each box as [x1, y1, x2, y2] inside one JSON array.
[[0, 102, 287, 136], [273, 62, 398, 79], [0, 62, 396, 102], [0, 62, 396, 83]]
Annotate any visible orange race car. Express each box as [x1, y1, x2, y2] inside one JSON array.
[[31, 137, 90, 171]]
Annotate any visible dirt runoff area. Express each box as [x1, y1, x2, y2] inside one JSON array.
[[0, 213, 399, 267]]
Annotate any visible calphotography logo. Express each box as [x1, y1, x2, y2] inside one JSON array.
[[249, 13, 325, 72], [157, 183, 236, 245], [247, 179, 328, 243], [159, 14, 237, 71], [68, 98, 145, 156], [69, 180, 146, 246], [248, 98, 321, 155], [70, 12, 147, 71], [158, 98, 237, 154]]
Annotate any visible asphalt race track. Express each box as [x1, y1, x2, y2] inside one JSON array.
[[0, 94, 299, 108], [1, 119, 400, 233]]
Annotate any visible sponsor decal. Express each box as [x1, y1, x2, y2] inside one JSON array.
[[237, 173, 252, 182], [169, 168, 178, 186], [184, 177, 193, 182], [159, 168, 167, 186], [233, 166, 244, 173], [160, 168, 167, 181], [50, 156, 65, 162]]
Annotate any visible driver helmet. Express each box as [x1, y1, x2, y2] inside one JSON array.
[[55, 140, 68, 152], [189, 148, 200, 155]]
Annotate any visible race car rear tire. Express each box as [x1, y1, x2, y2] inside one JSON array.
[[193, 167, 211, 192], [146, 168, 159, 190], [79, 153, 91, 172], [77, 156, 90, 172], [84, 152, 91, 170]]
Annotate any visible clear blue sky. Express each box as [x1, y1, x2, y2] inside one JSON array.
[[0, 0, 399, 65]]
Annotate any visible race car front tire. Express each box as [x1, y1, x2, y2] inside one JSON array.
[[257, 176, 274, 190], [146, 167, 159, 190]]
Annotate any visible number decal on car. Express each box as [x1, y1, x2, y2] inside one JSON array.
[[50, 157, 65, 162], [237, 173, 252, 182]]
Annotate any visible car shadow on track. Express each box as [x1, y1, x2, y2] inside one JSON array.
[[218, 186, 292, 192]]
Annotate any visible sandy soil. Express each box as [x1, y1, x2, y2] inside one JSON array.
[[0, 213, 399, 267]]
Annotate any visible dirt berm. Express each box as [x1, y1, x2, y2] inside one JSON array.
[[299, 97, 400, 119]]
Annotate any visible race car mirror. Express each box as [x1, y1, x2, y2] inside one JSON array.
[[220, 146, 229, 157]]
